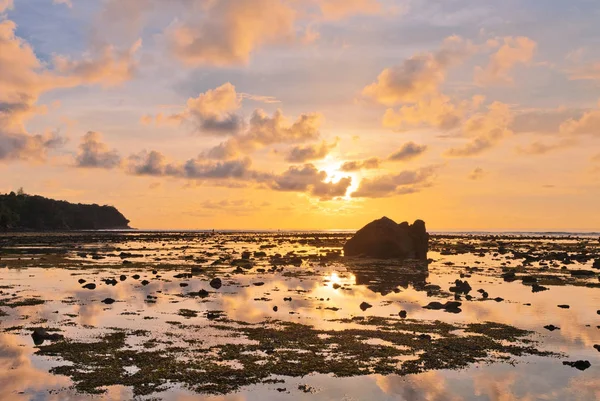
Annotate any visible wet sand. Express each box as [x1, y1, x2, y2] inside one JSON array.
[[0, 231, 599, 400]]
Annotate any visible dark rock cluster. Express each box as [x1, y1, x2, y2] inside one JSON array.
[[343, 217, 429, 260]]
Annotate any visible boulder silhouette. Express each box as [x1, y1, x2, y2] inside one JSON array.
[[343, 216, 429, 260]]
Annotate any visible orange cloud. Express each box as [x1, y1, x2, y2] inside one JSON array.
[[75, 131, 121, 169], [206, 109, 323, 159], [147, 83, 243, 135], [362, 36, 473, 105], [316, 0, 381, 19], [560, 102, 600, 136], [475, 36, 537, 85], [445, 101, 513, 157], [53, 39, 142, 87], [0, 0, 12, 13], [351, 165, 439, 198], [1, 17, 140, 161], [388, 141, 428, 161], [382, 92, 462, 130], [285, 138, 339, 162], [339, 157, 380, 172], [167, 0, 297, 66], [568, 62, 600, 80]]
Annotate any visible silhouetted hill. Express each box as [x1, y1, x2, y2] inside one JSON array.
[[0, 192, 130, 230]]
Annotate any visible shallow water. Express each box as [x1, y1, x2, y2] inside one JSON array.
[[0, 232, 599, 400]]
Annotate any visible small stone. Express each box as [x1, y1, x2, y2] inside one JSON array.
[[399, 310, 407, 318], [359, 302, 372, 311], [544, 324, 560, 331], [557, 304, 570, 309], [562, 360, 591, 371], [82, 283, 96, 290], [273, 306, 278, 312], [102, 298, 115, 305], [210, 278, 222, 289]]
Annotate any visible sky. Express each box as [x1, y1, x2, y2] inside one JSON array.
[[1, 0, 600, 231]]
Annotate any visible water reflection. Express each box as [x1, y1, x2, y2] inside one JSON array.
[[0, 231, 599, 399], [345, 260, 429, 295]]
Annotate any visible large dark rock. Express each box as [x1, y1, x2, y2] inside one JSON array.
[[343, 217, 429, 260]]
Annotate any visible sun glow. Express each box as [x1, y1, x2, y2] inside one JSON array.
[[318, 159, 360, 200]]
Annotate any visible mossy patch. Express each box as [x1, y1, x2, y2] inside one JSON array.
[[36, 317, 557, 397]]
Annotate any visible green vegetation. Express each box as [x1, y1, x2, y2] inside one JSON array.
[[0, 191, 130, 230]]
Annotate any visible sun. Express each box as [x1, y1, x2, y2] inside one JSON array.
[[318, 159, 360, 200]]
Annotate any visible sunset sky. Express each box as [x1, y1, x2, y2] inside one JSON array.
[[1, 0, 600, 230]]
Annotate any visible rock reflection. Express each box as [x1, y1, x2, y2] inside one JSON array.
[[344, 259, 429, 295], [0, 334, 70, 400]]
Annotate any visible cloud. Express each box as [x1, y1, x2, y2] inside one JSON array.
[[515, 138, 576, 155], [127, 150, 263, 180], [388, 141, 428, 161], [559, 103, 600, 137], [53, 40, 142, 87], [284, 138, 338, 162], [52, 0, 72, 8], [127, 149, 351, 200], [445, 101, 513, 157], [271, 163, 351, 200], [475, 36, 537, 85], [0, 0, 12, 13], [468, 167, 486, 180], [75, 131, 121, 169], [0, 19, 62, 161], [206, 109, 322, 159], [568, 62, 600, 81], [351, 165, 438, 198], [166, 0, 297, 66], [362, 36, 473, 106], [0, 17, 140, 162], [146, 83, 243, 135], [316, 0, 381, 20], [382, 92, 462, 131], [127, 150, 171, 176], [339, 157, 380, 172], [511, 108, 583, 135]]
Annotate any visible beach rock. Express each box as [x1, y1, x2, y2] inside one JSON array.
[[594, 344, 600, 352], [141, 280, 150, 286], [424, 301, 462, 313], [544, 325, 560, 331], [399, 310, 407, 318], [501, 271, 517, 282], [31, 328, 64, 345], [82, 283, 96, 290], [557, 304, 570, 309], [343, 217, 428, 260], [570, 270, 596, 277], [592, 259, 600, 269], [359, 302, 372, 311], [449, 279, 472, 294], [273, 306, 278, 312], [210, 278, 222, 289], [241, 251, 252, 259], [119, 275, 127, 281], [78, 279, 86, 284], [532, 283, 548, 293], [101, 298, 115, 305], [562, 360, 591, 371]]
